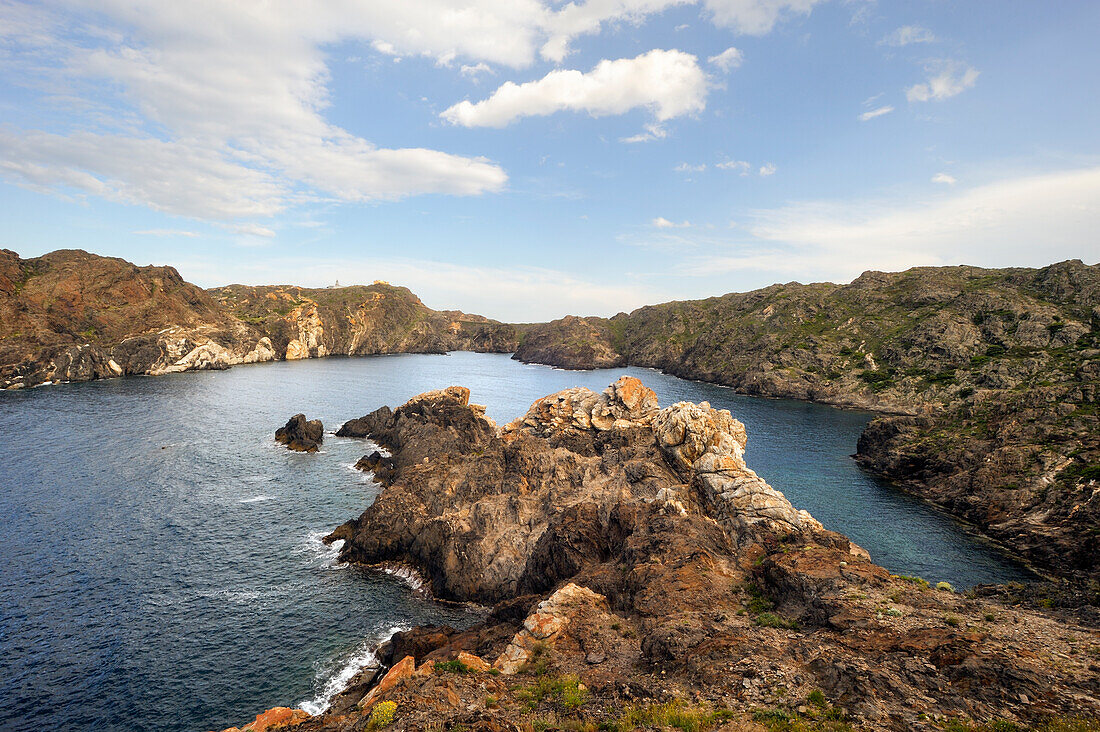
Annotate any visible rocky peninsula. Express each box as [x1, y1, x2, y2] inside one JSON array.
[[220, 379, 1099, 731]]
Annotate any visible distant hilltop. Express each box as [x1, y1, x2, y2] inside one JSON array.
[[0, 248, 519, 390]]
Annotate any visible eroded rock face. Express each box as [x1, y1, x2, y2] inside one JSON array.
[[275, 414, 324, 452], [655, 400, 822, 534], [494, 583, 612, 674]]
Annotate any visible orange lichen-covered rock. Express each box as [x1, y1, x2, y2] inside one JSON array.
[[358, 655, 416, 709], [456, 651, 492, 672], [238, 706, 309, 732]]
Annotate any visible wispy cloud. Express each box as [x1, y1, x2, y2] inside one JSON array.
[[931, 172, 957, 185], [679, 167, 1100, 281], [859, 105, 894, 121], [621, 124, 669, 144], [707, 47, 743, 72], [653, 216, 691, 228], [460, 62, 495, 80], [231, 223, 277, 238], [879, 25, 936, 47], [907, 60, 979, 102], [133, 229, 200, 238], [675, 162, 706, 173], [759, 162, 777, 176], [717, 159, 751, 175]]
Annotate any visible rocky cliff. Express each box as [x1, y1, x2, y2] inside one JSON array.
[[0, 249, 518, 388], [513, 262, 1100, 580], [208, 283, 519, 360], [221, 379, 1100, 731], [0, 248, 277, 389]]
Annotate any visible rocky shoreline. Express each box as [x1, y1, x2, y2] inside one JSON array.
[[217, 379, 1100, 732]]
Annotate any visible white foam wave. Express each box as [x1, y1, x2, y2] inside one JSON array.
[[298, 624, 409, 715], [239, 495, 276, 503], [382, 563, 429, 594], [299, 530, 347, 570]]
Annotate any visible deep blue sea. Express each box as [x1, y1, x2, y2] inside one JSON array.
[[0, 352, 1035, 731]]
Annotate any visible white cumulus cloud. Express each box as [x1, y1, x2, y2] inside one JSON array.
[[932, 172, 957, 185], [442, 49, 708, 128], [653, 216, 691, 228], [759, 162, 777, 176]]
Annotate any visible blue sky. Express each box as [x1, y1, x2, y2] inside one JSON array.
[[1, 1, 1098, 321]]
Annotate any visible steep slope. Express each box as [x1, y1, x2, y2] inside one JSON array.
[[513, 261, 1100, 578], [0, 248, 275, 388], [208, 283, 519, 359]]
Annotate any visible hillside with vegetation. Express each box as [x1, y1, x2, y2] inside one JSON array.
[[513, 261, 1100, 579]]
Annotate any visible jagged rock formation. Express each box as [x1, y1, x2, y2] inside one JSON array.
[[226, 379, 1100, 731], [275, 414, 324, 452], [0, 249, 277, 389], [513, 261, 1100, 580]]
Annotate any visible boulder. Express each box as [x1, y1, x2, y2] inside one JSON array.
[[275, 414, 324, 452]]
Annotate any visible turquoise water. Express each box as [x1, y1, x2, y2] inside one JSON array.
[[0, 352, 1034, 731]]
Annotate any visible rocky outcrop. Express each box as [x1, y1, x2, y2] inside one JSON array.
[[275, 414, 324, 452], [513, 261, 1100, 581], [253, 378, 1100, 731], [511, 314, 622, 369], [212, 706, 310, 732], [654, 400, 822, 534]]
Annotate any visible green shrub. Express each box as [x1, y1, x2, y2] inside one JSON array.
[[755, 612, 800, 630], [433, 659, 470, 674], [936, 581, 955, 593]]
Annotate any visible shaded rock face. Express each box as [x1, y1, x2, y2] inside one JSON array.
[[275, 414, 324, 452], [512, 315, 623, 370], [283, 378, 1100, 731]]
